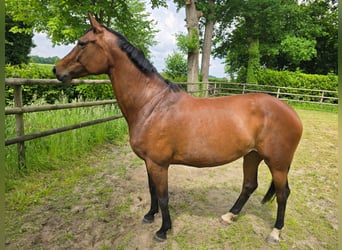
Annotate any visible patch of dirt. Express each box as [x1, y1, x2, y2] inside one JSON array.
[[5, 137, 337, 249]]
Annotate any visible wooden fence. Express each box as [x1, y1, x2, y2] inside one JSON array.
[[5, 78, 338, 169], [5, 78, 123, 169]]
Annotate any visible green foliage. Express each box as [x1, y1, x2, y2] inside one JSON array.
[[5, 14, 34, 65], [255, 69, 338, 104], [246, 38, 260, 83], [256, 69, 337, 91], [30, 56, 60, 64], [5, 97, 128, 183], [163, 52, 187, 82], [5, 64, 77, 105], [280, 35, 317, 66], [5, 0, 158, 58], [76, 84, 114, 100], [297, 0, 337, 74], [228, 68, 337, 104], [236, 66, 247, 83], [214, 0, 337, 75], [5, 63, 54, 79], [150, 0, 168, 8], [5, 64, 114, 105], [176, 28, 200, 53]]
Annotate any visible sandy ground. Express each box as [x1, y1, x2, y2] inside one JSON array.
[[5, 138, 337, 249]]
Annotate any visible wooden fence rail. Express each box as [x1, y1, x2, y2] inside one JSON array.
[[5, 78, 338, 169], [205, 82, 338, 105], [5, 78, 121, 169]]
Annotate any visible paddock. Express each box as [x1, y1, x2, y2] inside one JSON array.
[[5, 109, 337, 249]]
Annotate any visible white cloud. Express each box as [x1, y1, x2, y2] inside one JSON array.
[[30, 1, 226, 77], [30, 33, 75, 58], [146, 1, 186, 72]]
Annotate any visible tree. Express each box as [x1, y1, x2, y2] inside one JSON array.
[[5, 15, 35, 65], [214, 0, 337, 79], [30, 56, 60, 64], [214, 0, 299, 82], [174, 0, 219, 93], [298, 0, 337, 74], [5, 0, 159, 58], [280, 36, 317, 67], [184, 0, 201, 92], [198, 0, 215, 95], [163, 52, 187, 82]]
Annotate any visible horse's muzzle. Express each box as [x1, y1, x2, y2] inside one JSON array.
[[53, 66, 70, 83]]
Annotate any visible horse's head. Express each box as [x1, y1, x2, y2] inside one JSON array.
[[53, 14, 112, 83]]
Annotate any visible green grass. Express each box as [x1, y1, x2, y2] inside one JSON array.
[[287, 101, 338, 113], [5, 97, 128, 190], [4, 104, 337, 249]]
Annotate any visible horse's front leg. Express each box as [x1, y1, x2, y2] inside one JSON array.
[[144, 160, 171, 241], [143, 172, 159, 223]]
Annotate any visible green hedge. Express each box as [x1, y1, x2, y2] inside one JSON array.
[[5, 64, 337, 105], [5, 64, 113, 104], [5, 63, 55, 79], [256, 69, 337, 91]]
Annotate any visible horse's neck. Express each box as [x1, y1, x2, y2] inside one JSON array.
[[109, 67, 167, 125]]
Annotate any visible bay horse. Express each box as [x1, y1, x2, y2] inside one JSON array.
[[53, 14, 302, 243]]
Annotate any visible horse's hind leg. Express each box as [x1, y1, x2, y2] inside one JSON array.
[[264, 167, 291, 243], [221, 151, 262, 224]]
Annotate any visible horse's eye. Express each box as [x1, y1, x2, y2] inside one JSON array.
[[78, 40, 87, 48]]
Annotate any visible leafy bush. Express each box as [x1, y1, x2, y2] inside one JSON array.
[[5, 63, 55, 79], [5, 63, 74, 104], [254, 69, 338, 103], [5, 64, 113, 105], [76, 84, 114, 100], [256, 69, 337, 91]]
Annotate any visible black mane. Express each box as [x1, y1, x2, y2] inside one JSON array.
[[102, 26, 181, 92]]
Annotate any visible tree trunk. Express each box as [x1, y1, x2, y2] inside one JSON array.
[[246, 37, 260, 83], [201, 0, 215, 96], [185, 0, 199, 94]]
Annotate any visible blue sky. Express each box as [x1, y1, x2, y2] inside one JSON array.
[[30, 1, 226, 77]]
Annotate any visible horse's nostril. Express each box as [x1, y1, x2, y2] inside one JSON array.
[[52, 66, 56, 75]]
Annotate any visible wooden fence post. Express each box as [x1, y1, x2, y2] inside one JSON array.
[[242, 84, 246, 94], [13, 85, 26, 170], [320, 91, 325, 103]]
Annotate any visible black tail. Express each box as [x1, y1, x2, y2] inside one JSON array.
[[261, 181, 275, 204]]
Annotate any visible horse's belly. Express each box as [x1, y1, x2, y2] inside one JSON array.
[[171, 138, 252, 167]]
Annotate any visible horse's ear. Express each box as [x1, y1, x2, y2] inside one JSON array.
[[88, 13, 103, 33]]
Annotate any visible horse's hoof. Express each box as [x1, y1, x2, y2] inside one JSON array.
[[142, 217, 154, 224], [142, 215, 154, 224], [266, 236, 279, 244], [153, 232, 166, 242], [266, 228, 281, 243], [220, 212, 238, 225]]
